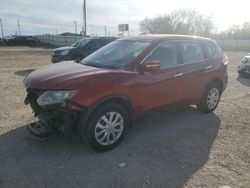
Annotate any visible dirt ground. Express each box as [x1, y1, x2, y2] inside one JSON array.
[[0, 46, 249, 188]]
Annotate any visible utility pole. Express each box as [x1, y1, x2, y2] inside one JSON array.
[[82, 0, 87, 36], [0, 18, 4, 38], [17, 20, 21, 35], [104, 26, 107, 36], [73, 20, 77, 34]]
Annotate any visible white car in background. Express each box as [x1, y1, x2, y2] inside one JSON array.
[[238, 53, 250, 77]]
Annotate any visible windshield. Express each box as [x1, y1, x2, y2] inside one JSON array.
[[81, 40, 150, 69], [72, 38, 91, 48]]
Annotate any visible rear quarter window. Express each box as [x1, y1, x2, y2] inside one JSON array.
[[181, 42, 205, 64], [202, 43, 215, 58]]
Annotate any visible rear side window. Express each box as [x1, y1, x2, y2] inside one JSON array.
[[202, 43, 215, 58], [145, 43, 178, 68], [181, 42, 205, 64]]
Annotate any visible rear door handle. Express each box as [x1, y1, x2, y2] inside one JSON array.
[[205, 65, 213, 70], [174, 72, 183, 78]]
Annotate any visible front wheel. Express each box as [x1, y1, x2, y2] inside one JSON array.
[[197, 83, 221, 113], [84, 103, 129, 152]]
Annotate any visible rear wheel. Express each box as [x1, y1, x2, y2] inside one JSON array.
[[197, 83, 221, 113], [83, 103, 129, 152]]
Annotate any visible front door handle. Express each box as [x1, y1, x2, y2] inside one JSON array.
[[174, 72, 183, 78], [205, 65, 213, 70]]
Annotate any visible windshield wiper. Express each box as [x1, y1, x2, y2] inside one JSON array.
[[84, 62, 118, 69], [83, 63, 100, 68]]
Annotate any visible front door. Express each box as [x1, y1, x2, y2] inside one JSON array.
[[135, 42, 186, 113]]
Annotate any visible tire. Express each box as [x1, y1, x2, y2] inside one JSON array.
[[197, 82, 221, 113], [83, 103, 129, 152]]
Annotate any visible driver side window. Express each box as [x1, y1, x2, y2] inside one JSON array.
[[145, 42, 178, 68]]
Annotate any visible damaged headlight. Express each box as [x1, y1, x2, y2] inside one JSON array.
[[37, 90, 77, 107]]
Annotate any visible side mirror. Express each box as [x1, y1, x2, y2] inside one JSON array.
[[142, 60, 161, 72]]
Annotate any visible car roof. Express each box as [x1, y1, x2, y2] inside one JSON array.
[[120, 34, 213, 43], [80, 37, 117, 40]]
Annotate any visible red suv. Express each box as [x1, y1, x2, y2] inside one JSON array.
[[24, 35, 228, 151]]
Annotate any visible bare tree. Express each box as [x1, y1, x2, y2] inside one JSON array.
[[216, 22, 250, 39], [140, 9, 215, 37]]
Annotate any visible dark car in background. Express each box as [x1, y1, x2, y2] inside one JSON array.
[[5, 35, 40, 46], [51, 37, 117, 63], [0, 37, 4, 44], [238, 53, 250, 77]]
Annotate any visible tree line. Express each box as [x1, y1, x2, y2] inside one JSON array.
[[140, 9, 250, 40]]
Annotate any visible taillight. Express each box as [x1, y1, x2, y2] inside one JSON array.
[[222, 53, 228, 65]]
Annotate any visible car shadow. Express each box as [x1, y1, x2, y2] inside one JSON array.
[[0, 106, 220, 188], [14, 69, 35, 77], [237, 75, 250, 87]]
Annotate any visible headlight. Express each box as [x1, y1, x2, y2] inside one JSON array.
[[60, 50, 70, 56], [37, 90, 77, 107]]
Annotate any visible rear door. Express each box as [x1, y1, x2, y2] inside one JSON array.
[[178, 41, 214, 101]]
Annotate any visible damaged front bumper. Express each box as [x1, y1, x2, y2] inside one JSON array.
[[24, 88, 86, 138]]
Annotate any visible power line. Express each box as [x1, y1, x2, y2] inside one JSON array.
[[0, 18, 4, 38], [18, 19, 21, 35], [73, 20, 77, 34], [82, 0, 86, 36], [104, 26, 107, 36]]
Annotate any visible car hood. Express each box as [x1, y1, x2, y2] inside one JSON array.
[[53, 46, 76, 52], [24, 61, 115, 90]]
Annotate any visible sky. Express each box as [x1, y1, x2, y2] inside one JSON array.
[[0, 0, 250, 37]]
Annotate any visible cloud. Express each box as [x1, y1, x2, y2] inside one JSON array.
[[1, 0, 250, 36], [0, 0, 142, 36]]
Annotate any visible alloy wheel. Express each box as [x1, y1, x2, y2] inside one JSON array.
[[207, 88, 219, 110], [94, 112, 124, 146]]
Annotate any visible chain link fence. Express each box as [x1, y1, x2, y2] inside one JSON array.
[[35, 35, 250, 51], [217, 40, 250, 51], [36, 34, 84, 47]]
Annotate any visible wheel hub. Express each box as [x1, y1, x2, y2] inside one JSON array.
[[207, 88, 219, 110], [94, 112, 124, 146]]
